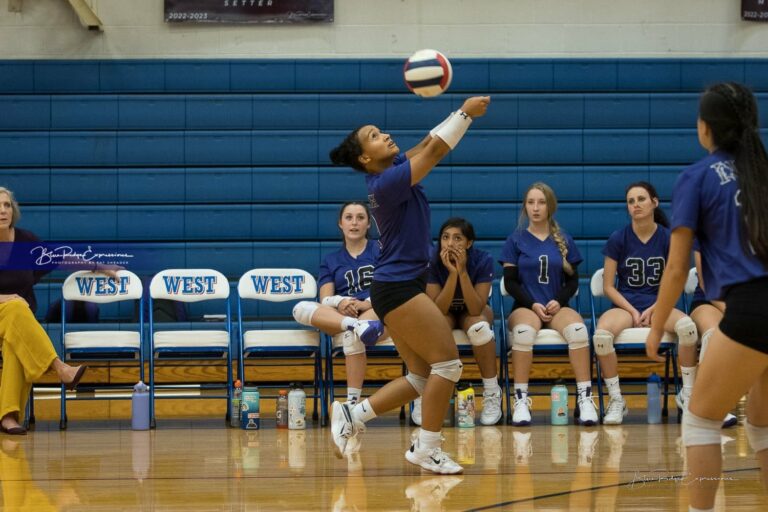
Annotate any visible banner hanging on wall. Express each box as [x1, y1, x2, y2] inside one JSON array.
[[742, 0, 768, 21], [165, 0, 333, 24]]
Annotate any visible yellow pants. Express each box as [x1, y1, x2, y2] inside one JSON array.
[[0, 300, 57, 421]]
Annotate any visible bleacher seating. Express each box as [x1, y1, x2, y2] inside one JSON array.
[[2, 57, 768, 329]]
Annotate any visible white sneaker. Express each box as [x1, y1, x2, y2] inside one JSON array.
[[512, 431, 532, 465], [512, 390, 532, 426], [578, 431, 599, 466], [405, 442, 464, 474], [722, 413, 738, 429], [676, 389, 691, 414], [603, 396, 628, 425], [411, 397, 422, 426], [331, 401, 362, 459], [480, 389, 502, 425], [576, 389, 598, 426], [405, 476, 464, 510]]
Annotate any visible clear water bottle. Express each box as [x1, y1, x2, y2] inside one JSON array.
[[230, 379, 242, 428], [288, 383, 306, 430], [550, 380, 569, 425], [276, 389, 289, 429], [456, 382, 475, 428], [131, 381, 150, 431], [647, 373, 662, 424]]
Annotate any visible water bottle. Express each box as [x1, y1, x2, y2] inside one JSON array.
[[647, 373, 662, 424], [456, 382, 475, 428], [230, 380, 242, 428], [288, 383, 306, 430], [276, 389, 289, 429], [131, 381, 150, 431], [550, 380, 569, 425]]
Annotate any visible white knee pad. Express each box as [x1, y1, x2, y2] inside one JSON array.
[[746, 421, 768, 453], [467, 321, 494, 346], [682, 411, 723, 447], [675, 316, 698, 347], [430, 359, 463, 383], [699, 328, 715, 362], [511, 324, 536, 352], [292, 301, 319, 327], [564, 323, 589, 350], [405, 372, 428, 395], [593, 329, 615, 356], [341, 330, 365, 356]]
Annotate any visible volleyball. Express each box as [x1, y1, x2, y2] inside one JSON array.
[[403, 49, 453, 98]]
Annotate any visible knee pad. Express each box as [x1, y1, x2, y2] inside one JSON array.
[[564, 323, 589, 350], [430, 359, 463, 383], [341, 330, 365, 356], [699, 328, 715, 362], [682, 411, 723, 447], [593, 329, 615, 356], [511, 324, 535, 352], [746, 421, 768, 453], [675, 316, 698, 347], [405, 372, 428, 395], [292, 301, 319, 327], [467, 321, 494, 346]]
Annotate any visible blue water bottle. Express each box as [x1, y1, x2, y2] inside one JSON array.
[[550, 380, 569, 425], [131, 381, 150, 430], [647, 373, 662, 424]]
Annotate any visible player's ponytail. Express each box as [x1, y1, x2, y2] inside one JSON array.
[[329, 126, 366, 172], [549, 219, 575, 276], [700, 82, 768, 266]]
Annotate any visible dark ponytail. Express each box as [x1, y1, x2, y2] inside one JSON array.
[[329, 126, 366, 172], [625, 181, 669, 228], [700, 82, 768, 266]]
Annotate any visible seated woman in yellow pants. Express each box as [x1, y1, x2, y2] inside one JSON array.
[[0, 186, 87, 435]]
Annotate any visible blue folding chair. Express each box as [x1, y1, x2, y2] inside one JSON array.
[[237, 268, 326, 426], [149, 269, 232, 428], [589, 268, 679, 421], [59, 269, 144, 429]]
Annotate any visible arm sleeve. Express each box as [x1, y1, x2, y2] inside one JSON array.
[[556, 264, 580, 307], [503, 266, 534, 309]]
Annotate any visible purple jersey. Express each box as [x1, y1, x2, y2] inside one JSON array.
[[672, 150, 768, 300], [499, 229, 583, 305], [428, 246, 494, 311], [366, 154, 432, 281], [602, 223, 670, 311], [318, 239, 380, 300]]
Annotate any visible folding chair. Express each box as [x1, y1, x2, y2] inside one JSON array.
[[589, 268, 679, 420], [683, 267, 699, 313], [237, 269, 325, 426], [497, 279, 585, 424], [149, 269, 232, 428], [59, 270, 144, 429]]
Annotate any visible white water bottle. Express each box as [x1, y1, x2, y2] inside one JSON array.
[[288, 383, 306, 430]]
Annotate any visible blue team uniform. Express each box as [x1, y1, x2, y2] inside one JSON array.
[[367, 154, 432, 282], [428, 246, 495, 312], [499, 230, 583, 306], [318, 239, 380, 299], [671, 150, 768, 300], [602, 224, 670, 311]]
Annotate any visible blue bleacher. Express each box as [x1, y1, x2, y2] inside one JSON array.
[[2, 58, 768, 323]]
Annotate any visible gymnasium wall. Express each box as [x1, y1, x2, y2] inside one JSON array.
[[0, 0, 766, 59]]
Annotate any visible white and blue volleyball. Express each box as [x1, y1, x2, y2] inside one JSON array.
[[403, 49, 453, 98]]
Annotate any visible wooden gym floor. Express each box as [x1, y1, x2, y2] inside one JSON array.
[[2, 393, 766, 511]]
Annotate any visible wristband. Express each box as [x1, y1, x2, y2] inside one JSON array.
[[434, 110, 472, 149], [429, 112, 454, 138], [321, 295, 344, 308]]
